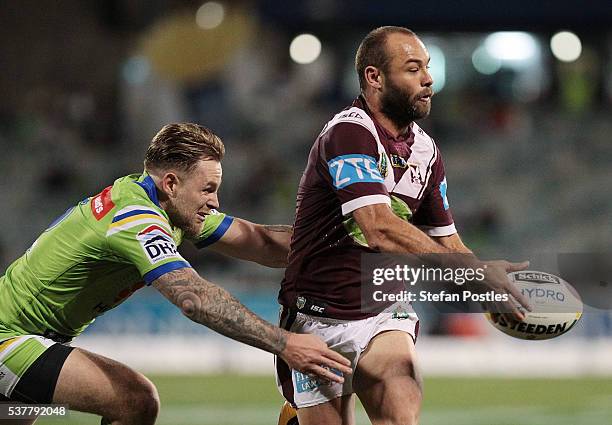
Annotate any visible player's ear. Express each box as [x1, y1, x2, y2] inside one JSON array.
[[364, 66, 383, 90], [160, 172, 180, 197]]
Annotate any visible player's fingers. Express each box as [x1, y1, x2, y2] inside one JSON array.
[[321, 349, 351, 368], [505, 303, 526, 322], [318, 353, 352, 376], [505, 283, 532, 312], [495, 293, 526, 321], [505, 260, 530, 272], [305, 364, 345, 384]]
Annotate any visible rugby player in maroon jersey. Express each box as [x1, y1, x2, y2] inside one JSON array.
[[276, 26, 531, 425]]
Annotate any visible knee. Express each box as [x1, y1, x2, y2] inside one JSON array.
[[123, 376, 160, 422], [391, 411, 420, 425]]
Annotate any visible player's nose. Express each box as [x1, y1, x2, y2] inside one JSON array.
[[422, 70, 433, 87], [207, 193, 219, 210]]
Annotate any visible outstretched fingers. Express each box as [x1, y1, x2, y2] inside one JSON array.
[[504, 260, 530, 272], [282, 333, 352, 384]]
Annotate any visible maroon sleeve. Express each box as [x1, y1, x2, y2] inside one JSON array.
[[319, 122, 390, 215], [412, 148, 456, 235]]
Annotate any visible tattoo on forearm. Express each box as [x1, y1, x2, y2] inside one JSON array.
[[263, 225, 293, 234], [156, 270, 287, 355]]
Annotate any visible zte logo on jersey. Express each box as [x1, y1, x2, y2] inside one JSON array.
[[327, 154, 384, 189], [138, 225, 180, 264], [439, 177, 449, 210]]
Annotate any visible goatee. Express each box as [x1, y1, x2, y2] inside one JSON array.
[[380, 79, 430, 130]]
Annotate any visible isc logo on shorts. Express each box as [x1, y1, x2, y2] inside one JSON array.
[[137, 225, 180, 264]]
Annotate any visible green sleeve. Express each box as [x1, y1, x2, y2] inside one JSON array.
[[192, 210, 234, 249], [105, 204, 191, 285]]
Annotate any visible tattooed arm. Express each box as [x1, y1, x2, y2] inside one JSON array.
[[206, 218, 292, 267], [153, 267, 351, 382]]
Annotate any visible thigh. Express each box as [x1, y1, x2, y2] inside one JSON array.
[[52, 347, 158, 420], [353, 331, 422, 425], [296, 394, 355, 425]]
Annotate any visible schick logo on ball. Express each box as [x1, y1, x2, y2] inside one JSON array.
[[516, 272, 560, 285]]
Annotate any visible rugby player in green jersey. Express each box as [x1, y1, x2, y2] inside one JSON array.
[[0, 123, 351, 425]]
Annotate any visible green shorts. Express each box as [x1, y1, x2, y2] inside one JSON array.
[[0, 334, 71, 401]]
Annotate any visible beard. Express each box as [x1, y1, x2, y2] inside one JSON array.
[[380, 77, 431, 130], [165, 200, 200, 239]]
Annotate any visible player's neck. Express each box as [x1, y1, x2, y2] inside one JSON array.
[[146, 172, 171, 212], [363, 95, 412, 139]]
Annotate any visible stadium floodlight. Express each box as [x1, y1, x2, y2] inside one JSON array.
[[289, 34, 322, 64], [472, 45, 502, 75], [550, 31, 582, 63], [485, 32, 538, 62], [427, 44, 446, 93], [122, 56, 151, 85], [196, 2, 225, 30]]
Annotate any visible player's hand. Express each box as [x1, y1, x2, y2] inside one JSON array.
[[480, 260, 532, 321], [280, 332, 352, 384]]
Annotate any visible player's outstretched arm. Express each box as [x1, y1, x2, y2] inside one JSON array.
[[153, 267, 351, 382], [433, 232, 472, 254], [352, 203, 530, 318], [352, 203, 452, 255], [209, 219, 292, 267]]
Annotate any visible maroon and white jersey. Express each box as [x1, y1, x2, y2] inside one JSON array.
[[279, 97, 456, 319]]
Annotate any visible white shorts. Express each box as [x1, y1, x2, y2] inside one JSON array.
[[275, 304, 419, 408]]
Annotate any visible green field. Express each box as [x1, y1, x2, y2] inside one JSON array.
[[36, 375, 612, 425]]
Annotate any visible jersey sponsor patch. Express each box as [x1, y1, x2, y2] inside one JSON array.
[[137, 225, 181, 264], [439, 177, 449, 210], [91, 186, 115, 220], [293, 368, 341, 393], [327, 154, 384, 189]]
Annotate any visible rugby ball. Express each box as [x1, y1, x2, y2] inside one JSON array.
[[485, 271, 582, 340]]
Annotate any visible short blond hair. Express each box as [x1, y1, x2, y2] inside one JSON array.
[[144, 123, 225, 172]]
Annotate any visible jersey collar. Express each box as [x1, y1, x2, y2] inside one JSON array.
[[136, 172, 161, 208]]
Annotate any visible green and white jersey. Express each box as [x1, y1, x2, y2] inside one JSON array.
[[0, 172, 233, 341]]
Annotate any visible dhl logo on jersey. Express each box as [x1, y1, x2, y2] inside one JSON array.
[[137, 225, 180, 264]]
